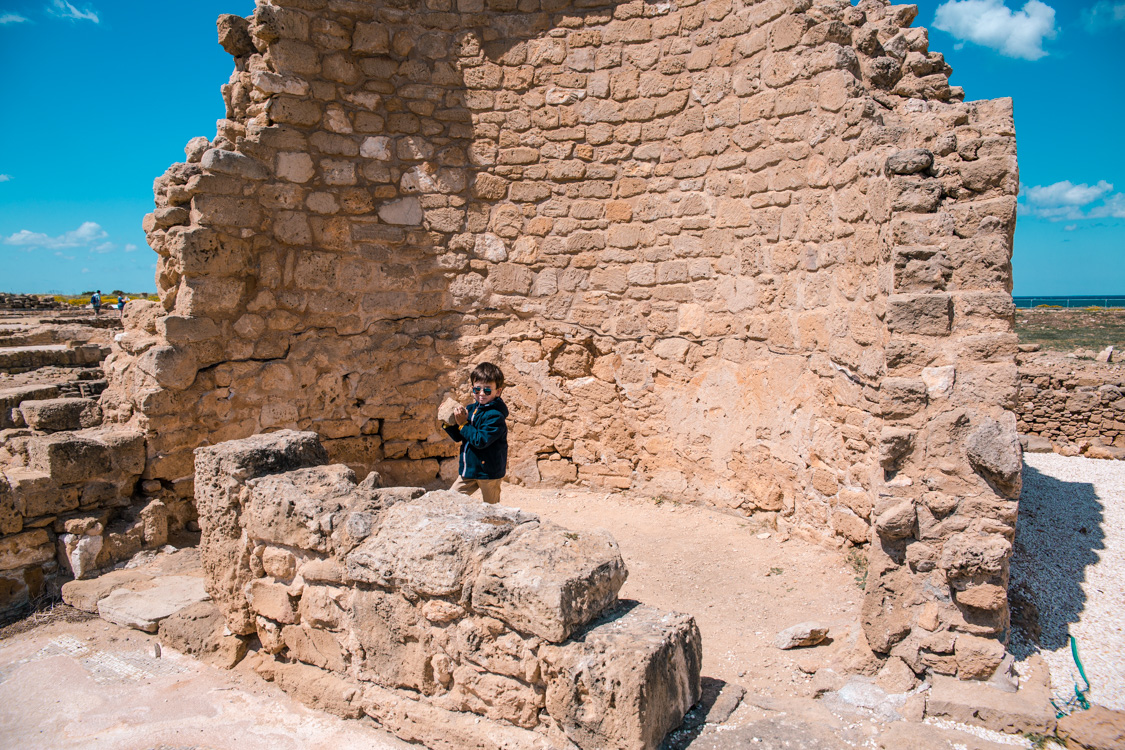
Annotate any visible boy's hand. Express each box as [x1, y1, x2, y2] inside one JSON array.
[[454, 405, 468, 426]]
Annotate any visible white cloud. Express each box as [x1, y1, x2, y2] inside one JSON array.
[[0, 13, 29, 23], [1082, 1, 1125, 31], [3, 221, 109, 249], [1025, 180, 1114, 206], [47, 1, 99, 23], [1064, 224, 1078, 231], [1020, 180, 1125, 221], [0, 174, 11, 182], [1090, 193, 1125, 219], [933, 0, 1057, 60], [124, 243, 138, 252]]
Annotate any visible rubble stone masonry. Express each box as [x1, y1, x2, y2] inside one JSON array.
[[100, 0, 1020, 674], [1017, 354, 1125, 456]]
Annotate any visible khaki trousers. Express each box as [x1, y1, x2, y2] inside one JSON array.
[[451, 476, 503, 504]]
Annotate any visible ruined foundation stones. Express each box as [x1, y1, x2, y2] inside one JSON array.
[[0, 311, 155, 617], [96, 0, 1021, 678], [195, 430, 702, 749]]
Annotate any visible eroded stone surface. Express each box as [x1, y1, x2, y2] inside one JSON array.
[[472, 521, 627, 643], [97, 575, 210, 633], [197, 432, 699, 749]]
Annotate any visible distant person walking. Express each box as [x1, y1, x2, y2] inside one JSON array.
[[90, 290, 102, 316], [116, 295, 127, 315]]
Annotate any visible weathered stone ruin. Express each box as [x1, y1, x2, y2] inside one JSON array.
[[1017, 352, 1125, 460], [0, 294, 63, 311], [196, 430, 702, 749], [0, 0, 1023, 707]]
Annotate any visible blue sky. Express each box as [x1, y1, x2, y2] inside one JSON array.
[[0, 0, 1122, 295]]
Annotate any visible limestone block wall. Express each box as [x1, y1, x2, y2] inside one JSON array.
[[100, 0, 1020, 674], [1017, 358, 1125, 452], [195, 431, 702, 750]]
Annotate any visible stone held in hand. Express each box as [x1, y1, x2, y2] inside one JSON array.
[[437, 397, 461, 425], [774, 621, 829, 649]]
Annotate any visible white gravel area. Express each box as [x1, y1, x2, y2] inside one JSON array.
[[1011, 453, 1125, 711]]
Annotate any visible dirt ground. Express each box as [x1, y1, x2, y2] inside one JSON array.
[[507, 486, 862, 696]]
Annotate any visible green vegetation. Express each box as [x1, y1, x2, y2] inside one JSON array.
[[49, 293, 158, 307], [846, 549, 868, 590]]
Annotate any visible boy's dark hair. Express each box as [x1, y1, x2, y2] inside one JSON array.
[[470, 362, 505, 388]]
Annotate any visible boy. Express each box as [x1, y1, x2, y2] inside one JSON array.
[[443, 362, 508, 504]]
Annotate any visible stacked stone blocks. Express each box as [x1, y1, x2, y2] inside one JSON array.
[[196, 430, 702, 749], [1017, 362, 1125, 455]]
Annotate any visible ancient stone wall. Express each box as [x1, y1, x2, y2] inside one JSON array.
[[101, 0, 1021, 675], [1017, 354, 1125, 458], [195, 430, 702, 749]]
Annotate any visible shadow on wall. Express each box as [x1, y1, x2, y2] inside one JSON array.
[[1008, 461, 1105, 656]]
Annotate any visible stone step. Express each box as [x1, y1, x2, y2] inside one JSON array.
[[0, 344, 108, 374]]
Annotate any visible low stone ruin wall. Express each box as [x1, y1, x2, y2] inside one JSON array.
[[0, 343, 107, 375], [0, 294, 62, 310], [195, 430, 702, 750], [1016, 355, 1125, 459], [0, 416, 175, 619]]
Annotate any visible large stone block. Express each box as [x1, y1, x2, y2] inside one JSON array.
[[97, 575, 211, 633], [243, 464, 360, 552], [5, 467, 75, 518], [472, 522, 627, 642], [965, 414, 1022, 496], [158, 599, 248, 668], [541, 603, 702, 750], [0, 529, 55, 572], [0, 385, 60, 429], [26, 427, 144, 485], [27, 432, 113, 484], [19, 398, 102, 432], [886, 293, 953, 336], [345, 491, 535, 597], [351, 587, 436, 692], [195, 430, 327, 634]]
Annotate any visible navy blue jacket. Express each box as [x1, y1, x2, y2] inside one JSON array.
[[443, 398, 508, 480]]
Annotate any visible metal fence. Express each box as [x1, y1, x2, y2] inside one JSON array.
[[1014, 297, 1125, 309]]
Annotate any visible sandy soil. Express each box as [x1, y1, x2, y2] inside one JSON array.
[[506, 486, 864, 697]]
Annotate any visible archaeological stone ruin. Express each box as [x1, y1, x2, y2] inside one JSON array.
[[1, 0, 1030, 743], [194, 429, 701, 749]]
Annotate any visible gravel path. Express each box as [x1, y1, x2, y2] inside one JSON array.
[[1011, 453, 1125, 711]]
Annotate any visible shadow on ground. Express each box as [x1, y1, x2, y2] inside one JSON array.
[[1009, 461, 1105, 656]]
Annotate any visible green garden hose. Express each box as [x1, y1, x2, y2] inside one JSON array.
[[1051, 636, 1091, 717]]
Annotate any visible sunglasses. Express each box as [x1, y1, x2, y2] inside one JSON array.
[[471, 386, 493, 395]]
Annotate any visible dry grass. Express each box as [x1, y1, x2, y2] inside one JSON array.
[[0, 599, 96, 640], [1015, 307, 1125, 353]]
